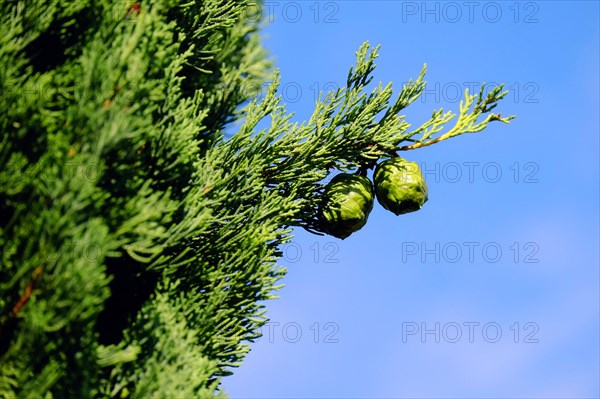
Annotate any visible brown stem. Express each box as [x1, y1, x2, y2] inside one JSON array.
[[398, 136, 443, 151], [12, 267, 43, 316]]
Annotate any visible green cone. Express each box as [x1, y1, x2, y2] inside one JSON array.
[[319, 173, 374, 239], [374, 158, 428, 215]]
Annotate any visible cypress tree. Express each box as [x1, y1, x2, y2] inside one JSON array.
[[0, 1, 513, 397]]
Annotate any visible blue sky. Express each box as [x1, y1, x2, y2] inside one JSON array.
[[225, 1, 599, 398]]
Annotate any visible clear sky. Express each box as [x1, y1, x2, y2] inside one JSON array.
[[225, 1, 600, 397]]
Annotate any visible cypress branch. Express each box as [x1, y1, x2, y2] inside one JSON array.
[[0, 1, 513, 397]]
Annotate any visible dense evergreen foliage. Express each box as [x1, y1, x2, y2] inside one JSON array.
[[0, 1, 512, 397]]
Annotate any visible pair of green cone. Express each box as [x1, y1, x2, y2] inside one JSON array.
[[319, 157, 428, 239]]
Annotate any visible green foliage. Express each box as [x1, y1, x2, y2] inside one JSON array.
[[0, 0, 513, 397]]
